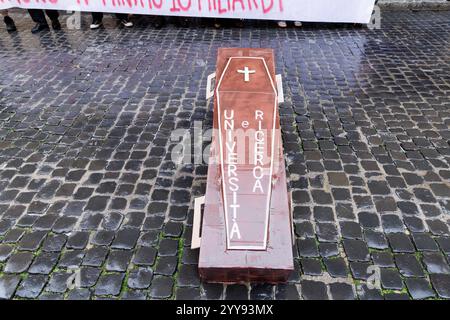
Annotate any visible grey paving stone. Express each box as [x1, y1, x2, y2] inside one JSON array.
[[430, 274, 450, 299], [405, 278, 435, 300], [158, 238, 178, 256], [149, 276, 174, 299], [356, 284, 383, 300], [105, 250, 133, 272], [436, 237, 450, 254], [94, 273, 125, 296], [324, 257, 349, 278], [372, 251, 395, 268], [343, 239, 370, 262], [0, 275, 21, 299], [29, 252, 59, 275], [387, 233, 415, 253], [422, 252, 450, 274], [250, 283, 274, 300], [83, 247, 108, 267], [79, 267, 101, 288], [297, 238, 319, 258], [364, 230, 389, 250], [177, 264, 200, 287], [300, 258, 323, 276], [46, 272, 72, 293], [58, 250, 85, 268], [0, 245, 14, 263], [394, 254, 425, 277], [15, 275, 47, 299], [384, 292, 410, 300], [154, 256, 178, 276], [127, 268, 153, 290], [66, 231, 90, 250], [275, 284, 300, 300], [111, 228, 140, 249], [412, 233, 440, 252], [176, 287, 202, 300], [67, 288, 92, 300], [91, 230, 115, 246], [121, 290, 147, 300], [225, 284, 248, 300], [5, 252, 34, 273], [380, 268, 404, 291], [300, 280, 328, 300], [329, 283, 355, 300]]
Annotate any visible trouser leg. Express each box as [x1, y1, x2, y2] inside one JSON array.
[[28, 9, 48, 25], [115, 13, 128, 20], [92, 12, 103, 22], [45, 10, 59, 22]]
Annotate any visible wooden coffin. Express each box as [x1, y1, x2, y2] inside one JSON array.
[[193, 48, 294, 283]]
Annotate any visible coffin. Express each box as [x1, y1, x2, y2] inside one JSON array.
[[193, 48, 294, 283]]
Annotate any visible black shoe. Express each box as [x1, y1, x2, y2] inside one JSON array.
[[119, 18, 133, 28], [90, 20, 103, 30], [4, 16, 17, 32], [51, 19, 61, 30], [31, 23, 49, 34]]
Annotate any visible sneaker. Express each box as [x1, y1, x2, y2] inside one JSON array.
[[90, 20, 102, 29], [294, 21, 302, 27], [277, 21, 287, 28], [31, 23, 49, 34], [52, 19, 61, 30], [4, 16, 16, 32], [120, 19, 133, 28]]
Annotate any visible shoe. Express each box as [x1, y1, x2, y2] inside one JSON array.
[[294, 21, 302, 27], [31, 23, 49, 34], [4, 16, 16, 32], [90, 20, 103, 29], [277, 21, 287, 28], [52, 19, 61, 30], [120, 19, 133, 28]]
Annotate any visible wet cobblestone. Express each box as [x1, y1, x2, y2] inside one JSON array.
[[0, 10, 449, 300]]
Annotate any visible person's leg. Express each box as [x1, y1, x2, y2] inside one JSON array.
[[90, 12, 104, 29], [45, 10, 61, 30], [28, 9, 47, 25], [28, 9, 50, 33], [115, 13, 133, 27], [1, 10, 16, 32]]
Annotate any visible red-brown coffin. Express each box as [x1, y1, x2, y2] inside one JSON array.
[[198, 48, 294, 283]]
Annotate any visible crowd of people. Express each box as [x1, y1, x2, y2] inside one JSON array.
[[1, 9, 301, 33]]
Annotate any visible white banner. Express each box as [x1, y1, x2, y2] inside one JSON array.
[[0, 0, 376, 23]]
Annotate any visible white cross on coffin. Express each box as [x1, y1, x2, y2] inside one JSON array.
[[237, 66, 256, 82]]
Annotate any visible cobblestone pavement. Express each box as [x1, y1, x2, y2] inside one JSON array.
[[0, 10, 449, 300]]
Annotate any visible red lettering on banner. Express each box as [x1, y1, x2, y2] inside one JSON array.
[[232, 0, 244, 11], [217, 0, 226, 14], [247, 0, 258, 10], [261, 0, 272, 14]]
